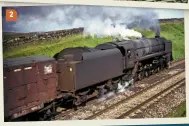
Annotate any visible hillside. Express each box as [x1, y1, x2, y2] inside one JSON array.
[[3, 22, 184, 60]]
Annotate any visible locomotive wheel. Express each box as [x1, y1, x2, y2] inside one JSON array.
[[151, 69, 155, 75], [149, 70, 152, 76], [154, 66, 159, 73], [122, 80, 130, 88], [129, 78, 134, 86], [157, 67, 160, 72], [159, 58, 165, 69], [144, 70, 150, 77], [138, 71, 144, 80], [153, 68, 157, 73]]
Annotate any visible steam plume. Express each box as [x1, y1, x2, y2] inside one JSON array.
[[3, 5, 160, 37]]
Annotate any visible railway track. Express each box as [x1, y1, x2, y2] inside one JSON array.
[[53, 58, 185, 120], [131, 82, 186, 118], [117, 78, 185, 119], [85, 70, 184, 120], [170, 58, 184, 68]]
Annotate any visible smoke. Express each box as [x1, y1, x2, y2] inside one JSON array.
[[3, 5, 160, 37], [83, 20, 142, 39]]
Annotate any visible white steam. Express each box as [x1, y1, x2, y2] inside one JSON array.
[[84, 20, 142, 39]]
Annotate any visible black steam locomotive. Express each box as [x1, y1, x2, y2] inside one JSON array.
[[3, 35, 172, 121]]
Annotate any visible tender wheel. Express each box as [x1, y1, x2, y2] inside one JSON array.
[[112, 81, 119, 91], [98, 87, 105, 98], [105, 80, 114, 91]]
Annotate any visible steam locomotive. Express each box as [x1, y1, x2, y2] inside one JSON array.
[[3, 35, 172, 121]]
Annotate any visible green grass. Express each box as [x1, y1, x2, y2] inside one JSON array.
[[3, 22, 184, 60], [3, 34, 112, 58], [167, 101, 186, 117]]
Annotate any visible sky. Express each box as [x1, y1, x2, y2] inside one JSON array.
[[2, 5, 184, 33], [154, 9, 184, 19]]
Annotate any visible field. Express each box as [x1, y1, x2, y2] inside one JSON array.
[[3, 22, 185, 60]]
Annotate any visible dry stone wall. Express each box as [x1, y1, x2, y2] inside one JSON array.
[[159, 18, 184, 23], [3, 27, 84, 48]]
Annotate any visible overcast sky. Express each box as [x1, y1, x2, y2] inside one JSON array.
[[154, 9, 184, 19], [2, 5, 184, 33]]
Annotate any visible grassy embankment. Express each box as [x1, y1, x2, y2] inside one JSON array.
[[3, 35, 112, 58], [167, 101, 186, 117], [3, 22, 184, 60]]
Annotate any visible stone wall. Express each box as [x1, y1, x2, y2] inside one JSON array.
[[159, 18, 184, 23], [3, 27, 84, 48]]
